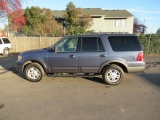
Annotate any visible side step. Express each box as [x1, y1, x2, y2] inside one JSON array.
[[47, 73, 99, 78]]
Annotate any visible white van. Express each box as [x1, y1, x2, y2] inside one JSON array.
[[0, 37, 12, 56]]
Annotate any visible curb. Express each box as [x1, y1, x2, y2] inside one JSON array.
[[0, 69, 9, 74]]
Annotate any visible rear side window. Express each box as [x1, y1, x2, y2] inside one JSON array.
[[2, 38, 10, 44], [108, 36, 141, 51], [0, 39, 2, 44], [81, 37, 105, 52]]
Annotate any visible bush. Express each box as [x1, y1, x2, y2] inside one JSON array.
[[138, 34, 160, 55]]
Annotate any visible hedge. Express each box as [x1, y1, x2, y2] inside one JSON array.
[[138, 34, 160, 55]]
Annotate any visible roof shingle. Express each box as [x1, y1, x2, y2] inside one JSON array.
[[53, 8, 133, 18]]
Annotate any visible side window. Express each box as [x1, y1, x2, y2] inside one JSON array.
[[2, 38, 10, 44], [82, 37, 98, 52], [81, 37, 105, 52], [0, 39, 2, 44], [56, 37, 78, 52], [108, 36, 140, 51]]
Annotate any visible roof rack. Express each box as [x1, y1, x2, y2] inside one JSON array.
[[79, 32, 130, 35], [103, 32, 129, 34]]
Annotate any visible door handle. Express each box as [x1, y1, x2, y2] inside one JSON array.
[[70, 55, 76, 58], [100, 54, 106, 57]]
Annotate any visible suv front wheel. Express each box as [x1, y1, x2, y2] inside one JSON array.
[[24, 63, 45, 82], [102, 65, 124, 85]]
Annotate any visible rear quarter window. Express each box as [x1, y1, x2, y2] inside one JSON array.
[[2, 38, 10, 44], [108, 36, 141, 51]]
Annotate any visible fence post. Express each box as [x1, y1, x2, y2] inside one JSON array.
[[39, 36, 41, 48], [15, 35, 17, 52]]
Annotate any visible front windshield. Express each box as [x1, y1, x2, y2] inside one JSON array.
[[49, 37, 65, 49]]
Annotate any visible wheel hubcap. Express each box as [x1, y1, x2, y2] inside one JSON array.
[[106, 69, 121, 83], [5, 50, 8, 55], [27, 67, 40, 79]]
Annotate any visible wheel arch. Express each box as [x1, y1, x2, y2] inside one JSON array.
[[4, 47, 9, 50], [22, 60, 47, 73], [100, 61, 128, 74]]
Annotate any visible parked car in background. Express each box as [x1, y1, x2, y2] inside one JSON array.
[[16, 33, 145, 85], [0, 37, 12, 56]]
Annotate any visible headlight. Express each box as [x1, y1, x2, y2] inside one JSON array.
[[18, 55, 23, 61]]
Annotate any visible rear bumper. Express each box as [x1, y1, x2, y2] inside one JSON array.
[[128, 66, 145, 73], [127, 62, 145, 73]]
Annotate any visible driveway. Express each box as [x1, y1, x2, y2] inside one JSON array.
[[0, 54, 160, 120]]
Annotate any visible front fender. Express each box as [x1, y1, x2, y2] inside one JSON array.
[[22, 58, 48, 73]]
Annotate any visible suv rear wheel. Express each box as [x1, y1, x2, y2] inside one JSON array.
[[3, 48, 9, 56], [24, 63, 44, 82], [102, 65, 124, 85]]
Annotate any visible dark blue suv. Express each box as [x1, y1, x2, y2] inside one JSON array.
[[16, 34, 145, 85]]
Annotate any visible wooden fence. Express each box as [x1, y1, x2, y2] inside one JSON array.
[[9, 37, 61, 53]]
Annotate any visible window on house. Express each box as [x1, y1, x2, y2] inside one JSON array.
[[115, 19, 126, 27], [81, 37, 105, 52]]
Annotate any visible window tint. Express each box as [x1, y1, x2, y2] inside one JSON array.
[[0, 39, 2, 44], [81, 37, 105, 52], [2, 38, 10, 44], [108, 36, 140, 51]]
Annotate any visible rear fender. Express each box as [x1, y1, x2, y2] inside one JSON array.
[[99, 58, 128, 73]]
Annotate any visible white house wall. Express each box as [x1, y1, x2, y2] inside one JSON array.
[[89, 16, 134, 34]]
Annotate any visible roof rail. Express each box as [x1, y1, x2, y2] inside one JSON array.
[[79, 32, 130, 35]]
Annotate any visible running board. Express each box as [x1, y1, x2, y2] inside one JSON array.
[[47, 73, 99, 78]]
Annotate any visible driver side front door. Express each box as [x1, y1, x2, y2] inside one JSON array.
[[48, 37, 79, 73]]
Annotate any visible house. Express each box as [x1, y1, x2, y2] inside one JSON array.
[[0, 31, 8, 37], [53, 8, 134, 34]]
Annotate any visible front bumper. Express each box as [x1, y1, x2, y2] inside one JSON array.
[[15, 61, 23, 73]]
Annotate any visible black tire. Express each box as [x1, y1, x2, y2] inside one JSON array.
[[3, 48, 9, 56], [24, 63, 44, 82], [102, 64, 124, 85]]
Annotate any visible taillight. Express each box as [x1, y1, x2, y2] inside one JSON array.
[[137, 52, 144, 61]]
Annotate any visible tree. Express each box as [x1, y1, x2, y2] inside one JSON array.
[[9, 9, 26, 32], [23, 7, 63, 36], [133, 18, 147, 34], [156, 28, 160, 34], [0, 0, 20, 18], [0, 0, 25, 32], [65, 2, 92, 35]]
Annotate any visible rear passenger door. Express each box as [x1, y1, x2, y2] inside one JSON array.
[[78, 36, 108, 73]]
